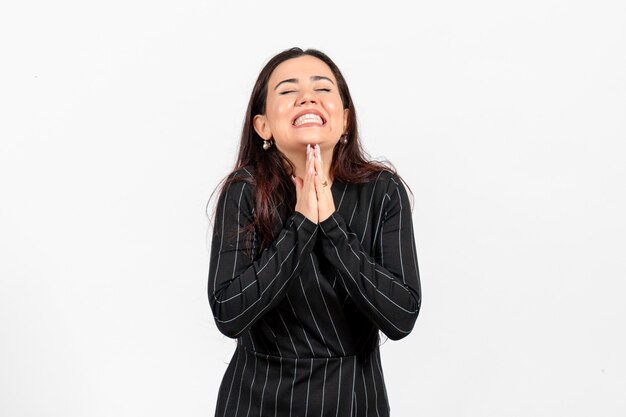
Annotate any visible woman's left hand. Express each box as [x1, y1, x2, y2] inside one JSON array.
[[312, 144, 336, 222]]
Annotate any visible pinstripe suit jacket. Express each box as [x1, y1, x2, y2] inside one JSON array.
[[208, 167, 421, 416]]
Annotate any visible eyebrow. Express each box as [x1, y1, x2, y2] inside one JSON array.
[[273, 75, 335, 90]]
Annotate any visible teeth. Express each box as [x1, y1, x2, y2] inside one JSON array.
[[293, 114, 323, 126]]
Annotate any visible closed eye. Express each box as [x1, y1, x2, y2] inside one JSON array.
[[279, 90, 296, 95], [315, 88, 331, 92]]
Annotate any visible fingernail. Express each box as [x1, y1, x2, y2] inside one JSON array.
[[306, 144, 311, 154]]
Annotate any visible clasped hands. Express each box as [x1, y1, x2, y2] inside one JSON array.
[[292, 144, 335, 224]]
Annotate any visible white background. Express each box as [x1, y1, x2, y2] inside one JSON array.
[[1, 1, 625, 416]]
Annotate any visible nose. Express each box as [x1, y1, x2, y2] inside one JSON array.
[[296, 90, 318, 106]]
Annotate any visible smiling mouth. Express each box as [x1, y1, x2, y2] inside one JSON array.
[[293, 113, 326, 127]]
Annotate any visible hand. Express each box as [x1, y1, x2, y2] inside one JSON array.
[[292, 144, 318, 223], [312, 144, 336, 222]]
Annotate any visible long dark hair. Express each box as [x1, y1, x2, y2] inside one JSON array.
[[210, 47, 395, 253]]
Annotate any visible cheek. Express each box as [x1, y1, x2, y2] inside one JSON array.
[[267, 101, 292, 127], [328, 102, 345, 126]]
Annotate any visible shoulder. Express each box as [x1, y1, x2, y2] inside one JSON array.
[[357, 169, 405, 195], [224, 166, 256, 190], [217, 166, 256, 211], [226, 166, 256, 183], [362, 170, 412, 210], [337, 170, 408, 209]]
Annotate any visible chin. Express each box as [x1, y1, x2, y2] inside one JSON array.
[[294, 134, 328, 146]]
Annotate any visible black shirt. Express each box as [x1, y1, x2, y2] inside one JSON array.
[[208, 167, 421, 417]]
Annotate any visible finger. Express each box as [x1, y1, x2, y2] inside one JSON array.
[[292, 175, 303, 195], [312, 145, 327, 190], [309, 145, 316, 173], [313, 145, 331, 192], [314, 171, 329, 199], [306, 143, 314, 174], [313, 171, 323, 198], [305, 146, 315, 183], [297, 146, 318, 222], [300, 146, 315, 198], [313, 144, 323, 178]]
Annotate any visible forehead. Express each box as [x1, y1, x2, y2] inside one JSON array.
[[268, 55, 336, 88]]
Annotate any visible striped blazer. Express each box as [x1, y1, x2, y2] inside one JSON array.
[[208, 167, 421, 416]]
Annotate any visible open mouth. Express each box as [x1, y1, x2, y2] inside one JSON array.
[[292, 113, 326, 127]]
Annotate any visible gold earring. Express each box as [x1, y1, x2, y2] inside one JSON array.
[[262, 139, 273, 150]]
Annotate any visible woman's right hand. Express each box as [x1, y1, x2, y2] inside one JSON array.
[[292, 144, 318, 223]]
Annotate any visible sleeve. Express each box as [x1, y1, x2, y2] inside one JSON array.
[[317, 175, 421, 340], [208, 178, 318, 338]]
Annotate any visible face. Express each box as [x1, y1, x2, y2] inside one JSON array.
[[253, 55, 349, 154]]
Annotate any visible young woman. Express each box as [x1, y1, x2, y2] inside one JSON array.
[[208, 47, 421, 416]]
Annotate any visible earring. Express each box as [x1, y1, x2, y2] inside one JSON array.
[[340, 133, 348, 144], [262, 139, 273, 150]]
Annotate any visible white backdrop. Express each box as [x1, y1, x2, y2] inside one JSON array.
[[1, 1, 625, 416]]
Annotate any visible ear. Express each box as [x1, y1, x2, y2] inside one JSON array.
[[343, 108, 349, 132], [253, 114, 272, 140]]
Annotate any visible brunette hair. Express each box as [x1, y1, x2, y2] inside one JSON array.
[[211, 47, 395, 253]]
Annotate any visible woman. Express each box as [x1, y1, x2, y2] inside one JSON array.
[[208, 47, 421, 417]]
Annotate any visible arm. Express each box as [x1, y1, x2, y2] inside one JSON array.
[[208, 177, 318, 338], [317, 175, 421, 340]]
